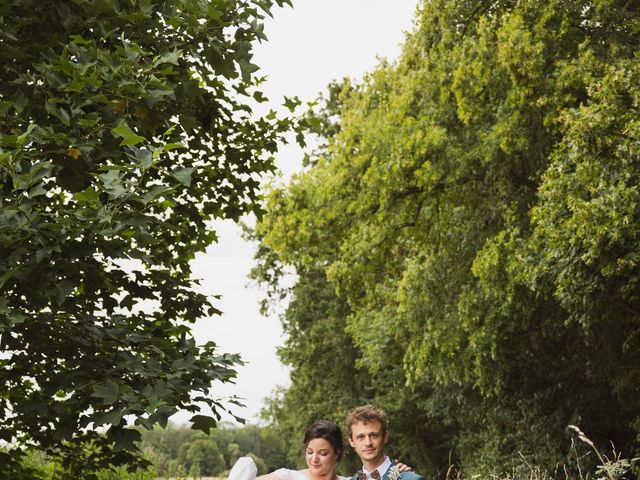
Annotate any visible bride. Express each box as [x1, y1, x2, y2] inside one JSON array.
[[228, 420, 411, 480]]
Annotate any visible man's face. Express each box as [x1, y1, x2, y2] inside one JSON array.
[[348, 420, 389, 468]]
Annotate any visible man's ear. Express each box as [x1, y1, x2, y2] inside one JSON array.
[[348, 436, 356, 448], [383, 431, 390, 445]]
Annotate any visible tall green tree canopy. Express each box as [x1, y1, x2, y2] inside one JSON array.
[[0, 0, 293, 476], [253, 0, 640, 475]]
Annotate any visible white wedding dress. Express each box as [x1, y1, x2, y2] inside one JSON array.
[[228, 457, 259, 480], [228, 457, 350, 480]]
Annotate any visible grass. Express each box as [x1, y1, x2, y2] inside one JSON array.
[[441, 426, 638, 480]]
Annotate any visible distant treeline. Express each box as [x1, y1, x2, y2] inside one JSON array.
[[138, 422, 292, 478], [3, 422, 292, 479]]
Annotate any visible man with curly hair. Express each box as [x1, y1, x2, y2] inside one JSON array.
[[347, 405, 424, 480]]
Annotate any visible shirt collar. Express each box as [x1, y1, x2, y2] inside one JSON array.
[[363, 456, 392, 478]]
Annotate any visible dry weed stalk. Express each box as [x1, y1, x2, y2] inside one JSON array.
[[568, 425, 610, 477], [567, 425, 636, 480]]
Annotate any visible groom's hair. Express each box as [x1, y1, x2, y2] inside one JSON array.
[[346, 404, 388, 437]]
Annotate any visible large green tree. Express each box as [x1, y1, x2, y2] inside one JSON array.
[[0, 0, 293, 477], [254, 0, 640, 475]]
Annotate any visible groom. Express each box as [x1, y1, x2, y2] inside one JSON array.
[[347, 405, 424, 480]]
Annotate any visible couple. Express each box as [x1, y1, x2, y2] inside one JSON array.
[[229, 405, 423, 480]]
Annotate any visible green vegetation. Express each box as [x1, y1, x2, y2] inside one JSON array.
[[4, 0, 640, 478], [138, 422, 290, 478], [9, 422, 634, 480], [252, 0, 640, 477], [2, 422, 290, 479], [0, 0, 296, 477]]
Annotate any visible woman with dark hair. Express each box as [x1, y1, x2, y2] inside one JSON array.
[[261, 420, 347, 480], [228, 420, 411, 480]]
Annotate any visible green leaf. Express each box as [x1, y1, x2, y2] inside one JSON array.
[[94, 408, 124, 427], [253, 91, 267, 103], [0, 267, 20, 290], [206, 6, 223, 20], [238, 58, 260, 83], [0, 100, 12, 117], [73, 187, 101, 205], [162, 142, 186, 152], [54, 280, 75, 305], [78, 117, 100, 127], [27, 182, 47, 198], [163, 124, 177, 136], [0, 309, 27, 333], [64, 78, 85, 92], [127, 146, 153, 169], [110, 427, 142, 452], [16, 123, 37, 147], [92, 380, 120, 405], [171, 167, 194, 186], [141, 184, 173, 205], [282, 95, 301, 112], [12, 161, 53, 190], [153, 48, 183, 67], [190, 414, 217, 434], [99, 169, 128, 198], [112, 123, 146, 146], [69, 34, 93, 45]]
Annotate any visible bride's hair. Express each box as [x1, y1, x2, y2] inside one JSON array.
[[304, 420, 345, 461]]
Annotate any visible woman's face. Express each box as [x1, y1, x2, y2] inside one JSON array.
[[305, 437, 338, 477]]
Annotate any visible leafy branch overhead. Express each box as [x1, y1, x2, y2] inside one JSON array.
[[0, 0, 294, 477]]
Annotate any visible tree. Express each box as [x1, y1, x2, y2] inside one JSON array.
[[253, 0, 640, 475], [0, 0, 294, 477], [256, 269, 371, 472], [524, 55, 640, 447], [137, 421, 290, 475], [179, 437, 225, 476]]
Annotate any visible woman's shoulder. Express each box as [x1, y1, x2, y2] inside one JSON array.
[[271, 468, 310, 480]]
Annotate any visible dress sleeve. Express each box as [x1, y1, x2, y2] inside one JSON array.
[[228, 457, 258, 480], [271, 468, 296, 480]]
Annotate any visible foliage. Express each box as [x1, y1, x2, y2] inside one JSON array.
[[253, 0, 640, 476], [10, 424, 638, 480], [5, 421, 287, 478], [94, 465, 156, 480], [0, 446, 157, 480], [0, 0, 296, 477], [178, 436, 226, 476], [256, 268, 372, 472], [138, 421, 289, 476]]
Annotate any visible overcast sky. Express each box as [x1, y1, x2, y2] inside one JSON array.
[[184, 0, 420, 425]]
